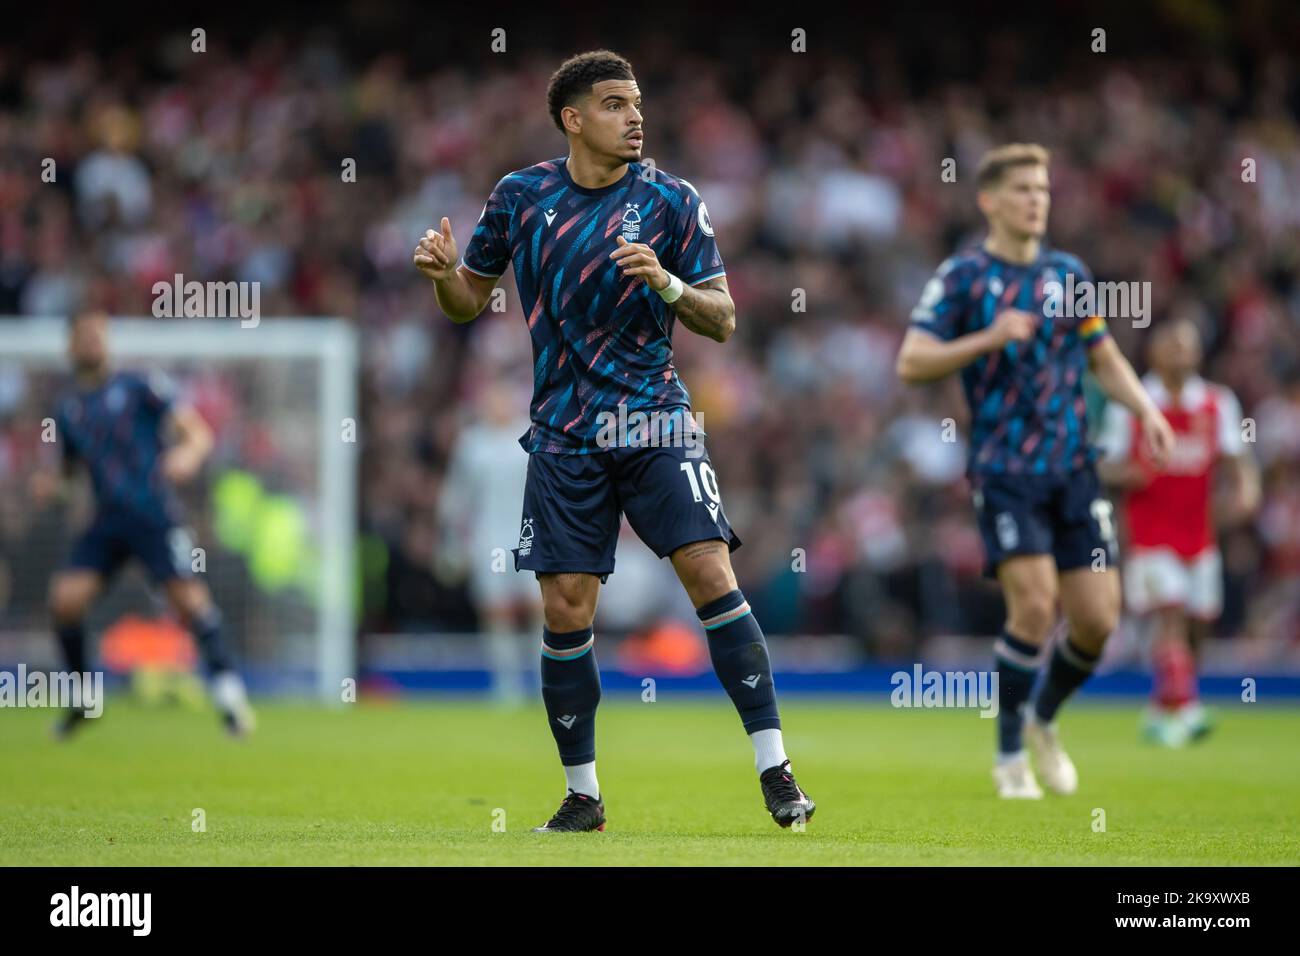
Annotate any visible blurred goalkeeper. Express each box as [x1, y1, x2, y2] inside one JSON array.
[[31, 309, 255, 738], [437, 380, 541, 706]]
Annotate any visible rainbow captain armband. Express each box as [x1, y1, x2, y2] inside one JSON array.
[[1079, 314, 1109, 348]]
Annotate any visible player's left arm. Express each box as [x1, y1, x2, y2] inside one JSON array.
[[161, 405, 214, 484], [1213, 388, 1261, 526], [609, 237, 735, 342], [1086, 332, 1175, 469], [1217, 453, 1262, 527], [666, 274, 735, 343]]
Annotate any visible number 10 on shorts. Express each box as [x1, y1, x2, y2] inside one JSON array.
[[681, 461, 722, 521]]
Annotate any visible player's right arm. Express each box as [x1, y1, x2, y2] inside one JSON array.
[[896, 312, 1034, 383], [413, 216, 498, 323], [895, 263, 1034, 383], [29, 406, 77, 506]]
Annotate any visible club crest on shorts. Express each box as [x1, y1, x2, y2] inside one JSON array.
[[517, 517, 534, 557], [621, 203, 641, 242], [995, 512, 1019, 550]]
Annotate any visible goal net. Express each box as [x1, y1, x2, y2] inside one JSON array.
[[0, 317, 357, 702]]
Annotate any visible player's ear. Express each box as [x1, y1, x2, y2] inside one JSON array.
[[561, 104, 582, 137], [975, 188, 996, 219]]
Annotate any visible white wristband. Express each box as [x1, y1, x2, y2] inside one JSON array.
[[656, 272, 684, 303]]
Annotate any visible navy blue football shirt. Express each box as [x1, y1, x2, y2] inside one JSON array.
[[909, 246, 1110, 476], [462, 157, 725, 455], [55, 370, 180, 524]]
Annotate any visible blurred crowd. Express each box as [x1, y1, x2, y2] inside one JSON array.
[[1, 15, 1298, 662]]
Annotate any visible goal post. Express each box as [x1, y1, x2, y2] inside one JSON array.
[[0, 317, 358, 704]]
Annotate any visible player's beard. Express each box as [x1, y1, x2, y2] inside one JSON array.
[[619, 130, 643, 161], [608, 142, 640, 164], [73, 356, 108, 380]]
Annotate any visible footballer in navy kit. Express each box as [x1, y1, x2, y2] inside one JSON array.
[[38, 310, 255, 738], [896, 143, 1175, 799], [414, 50, 814, 832]]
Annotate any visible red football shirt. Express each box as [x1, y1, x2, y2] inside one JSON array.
[[1098, 375, 1244, 559]]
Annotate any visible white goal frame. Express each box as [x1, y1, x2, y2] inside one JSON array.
[[0, 317, 358, 704]]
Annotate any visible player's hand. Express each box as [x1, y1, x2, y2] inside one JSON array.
[[161, 446, 203, 485], [988, 309, 1037, 349], [1139, 408, 1176, 470], [610, 236, 669, 290], [413, 217, 459, 281]]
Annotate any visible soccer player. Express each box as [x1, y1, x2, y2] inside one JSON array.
[[896, 143, 1176, 799], [35, 309, 255, 738], [413, 50, 814, 831], [1097, 315, 1260, 746]]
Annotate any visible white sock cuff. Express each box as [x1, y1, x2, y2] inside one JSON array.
[[563, 761, 600, 799], [751, 728, 788, 773]]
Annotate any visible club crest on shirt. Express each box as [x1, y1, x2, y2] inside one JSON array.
[[621, 203, 641, 242]]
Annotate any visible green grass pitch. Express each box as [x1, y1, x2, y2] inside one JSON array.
[[2, 697, 1297, 865]]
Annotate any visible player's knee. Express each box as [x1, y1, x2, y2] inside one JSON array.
[[1007, 596, 1057, 643], [672, 543, 737, 606], [48, 579, 90, 624], [685, 563, 735, 607], [1070, 603, 1119, 647], [543, 600, 594, 632], [541, 579, 597, 632], [166, 579, 211, 623]]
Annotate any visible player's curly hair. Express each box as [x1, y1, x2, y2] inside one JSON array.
[[546, 50, 635, 133]]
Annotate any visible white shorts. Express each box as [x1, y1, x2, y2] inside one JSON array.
[[1123, 546, 1222, 619]]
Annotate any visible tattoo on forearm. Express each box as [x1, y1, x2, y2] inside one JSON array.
[[670, 279, 734, 342]]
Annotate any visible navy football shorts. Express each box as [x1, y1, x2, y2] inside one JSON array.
[[66, 511, 196, 584], [970, 466, 1118, 578], [513, 441, 741, 579]]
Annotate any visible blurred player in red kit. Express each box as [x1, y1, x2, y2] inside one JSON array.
[[1098, 316, 1260, 745]]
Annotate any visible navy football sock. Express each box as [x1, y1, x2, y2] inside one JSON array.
[[55, 621, 87, 675], [540, 626, 600, 766], [697, 590, 781, 733], [1033, 635, 1099, 724], [190, 606, 234, 676], [994, 630, 1041, 755]]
